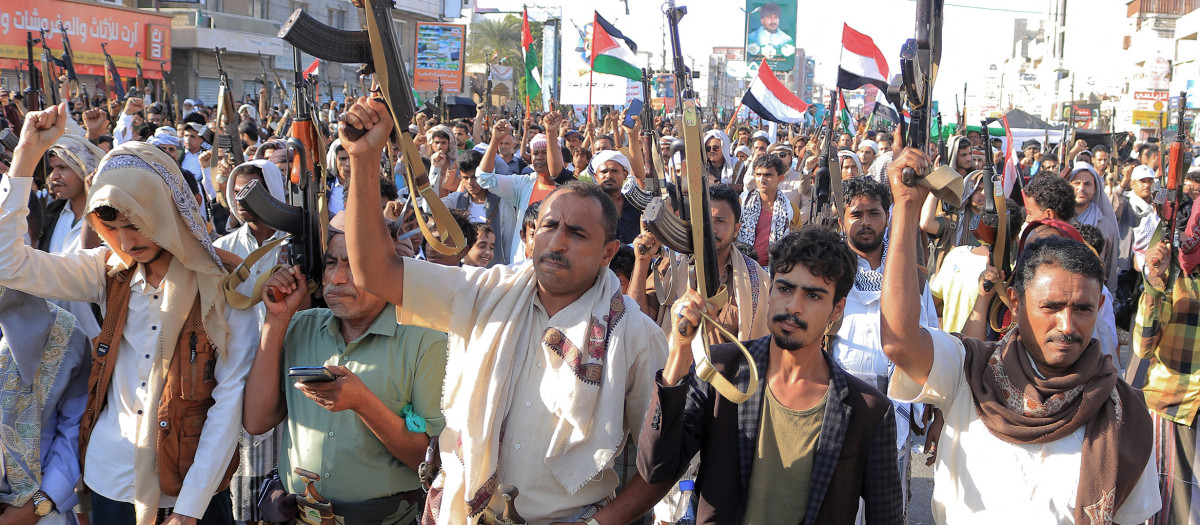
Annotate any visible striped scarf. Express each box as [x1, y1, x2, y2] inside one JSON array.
[[852, 236, 888, 292]]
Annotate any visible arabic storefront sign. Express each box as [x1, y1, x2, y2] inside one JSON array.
[[0, 0, 172, 79]]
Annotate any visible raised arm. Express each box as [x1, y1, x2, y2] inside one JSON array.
[[880, 142, 936, 386], [543, 111, 564, 177], [919, 193, 943, 236], [624, 115, 647, 182], [342, 97, 405, 307], [479, 120, 508, 174], [242, 266, 305, 435]]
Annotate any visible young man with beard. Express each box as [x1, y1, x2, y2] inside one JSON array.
[[634, 185, 771, 345], [442, 149, 518, 266], [479, 115, 571, 264], [342, 97, 671, 524], [829, 176, 938, 503], [0, 103, 256, 525], [243, 213, 448, 524], [881, 144, 1160, 523], [638, 227, 904, 524]]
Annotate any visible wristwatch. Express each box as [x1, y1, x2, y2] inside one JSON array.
[[31, 490, 54, 517]]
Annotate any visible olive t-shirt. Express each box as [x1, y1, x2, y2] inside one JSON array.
[[740, 385, 827, 525]]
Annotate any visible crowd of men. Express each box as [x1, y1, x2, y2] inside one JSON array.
[[0, 72, 1197, 525]]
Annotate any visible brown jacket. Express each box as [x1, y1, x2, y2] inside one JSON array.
[[79, 267, 237, 496]]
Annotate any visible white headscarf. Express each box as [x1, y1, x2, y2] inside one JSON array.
[[590, 149, 632, 175], [225, 159, 287, 214], [1070, 162, 1120, 287]]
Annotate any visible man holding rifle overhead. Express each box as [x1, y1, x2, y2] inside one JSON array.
[[342, 97, 671, 524]]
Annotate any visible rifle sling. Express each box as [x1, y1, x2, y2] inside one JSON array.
[[222, 235, 314, 309], [397, 132, 465, 255]]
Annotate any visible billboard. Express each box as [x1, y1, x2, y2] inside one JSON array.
[[413, 22, 465, 93], [559, 6, 632, 106], [744, 0, 796, 72], [650, 73, 676, 112], [0, 0, 172, 78]]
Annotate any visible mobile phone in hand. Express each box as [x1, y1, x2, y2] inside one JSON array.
[[288, 367, 336, 383]]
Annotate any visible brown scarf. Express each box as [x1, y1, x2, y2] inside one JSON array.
[[959, 330, 1152, 524]]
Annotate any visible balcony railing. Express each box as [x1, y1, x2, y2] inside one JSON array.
[[1128, 0, 1200, 17]]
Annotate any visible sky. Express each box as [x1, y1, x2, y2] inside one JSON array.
[[475, 0, 1129, 110]]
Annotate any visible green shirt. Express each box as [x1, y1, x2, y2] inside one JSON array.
[[279, 304, 448, 505], [741, 385, 827, 525]]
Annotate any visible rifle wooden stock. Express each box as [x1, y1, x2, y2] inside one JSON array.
[[279, 0, 464, 255]]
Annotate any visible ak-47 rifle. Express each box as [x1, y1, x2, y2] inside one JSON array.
[[159, 61, 179, 126], [278, 0, 466, 255], [227, 46, 330, 308], [16, 63, 27, 97], [58, 23, 87, 110], [972, 119, 1014, 332], [100, 42, 126, 101], [640, 0, 757, 405], [623, 68, 670, 214], [38, 29, 61, 107], [24, 32, 44, 112], [1163, 92, 1192, 270], [810, 91, 838, 227], [214, 47, 246, 165], [257, 51, 273, 107], [935, 112, 947, 163], [887, 0, 961, 204], [436, 79, 447, 122], [134, 52, 146, 97]]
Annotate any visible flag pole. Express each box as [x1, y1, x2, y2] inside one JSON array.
[[587, 11, 597, 127], [725, 100, 744, 135]]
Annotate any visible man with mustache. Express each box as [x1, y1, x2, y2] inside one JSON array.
[[341, 98, 671, 524], [242, 212, 448, 524], [638, 226, 904, 524], [829, 176, 938, 507], [880, 145, 1159, 523]]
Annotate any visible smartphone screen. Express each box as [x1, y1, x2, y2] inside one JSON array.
[[288, 367, 336, 383], [624, 99, 644, 128]]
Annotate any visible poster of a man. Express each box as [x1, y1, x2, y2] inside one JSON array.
[[745, 0, 797, 70]]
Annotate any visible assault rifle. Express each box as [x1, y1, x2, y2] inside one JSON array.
[[809, 90, 838, 227], [159, 61, 179, 126], [641, 0, 757, 405], [58, 23, 87, 109], [228, 46, 330, 308], [887, 0, 961, 204], [214, 47, 246, 165], [1163, 91, 1192, 268], [38, 29, 60, 107], [972, 119, 1014, 332], [24, 32, 44, 111], [257, 51, 273, 107], [623, 68, 670, 214], [278, 0, 465, 255], [100, 42, 126, 101], [134, 52, 146, 96]]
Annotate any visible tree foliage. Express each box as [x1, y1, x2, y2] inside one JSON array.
[[466, 14, 543, 103]]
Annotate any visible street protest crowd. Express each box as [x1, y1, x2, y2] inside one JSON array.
[[1, 8, 1200, 525]]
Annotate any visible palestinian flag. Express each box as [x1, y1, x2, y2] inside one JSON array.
[[522, 8, 541, 107], [591, 12, 640, 81], [838, 90, 852, 133]]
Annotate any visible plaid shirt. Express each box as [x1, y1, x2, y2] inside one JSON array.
[[1133, 268, 1200, 425]]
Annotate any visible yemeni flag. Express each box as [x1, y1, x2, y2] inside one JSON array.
[[591, 12, 640, 81], [837, 23, 890, 91], [522, 8, 541, 107], [739, 60, 808, 124], [838, 90, 853, 133]]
